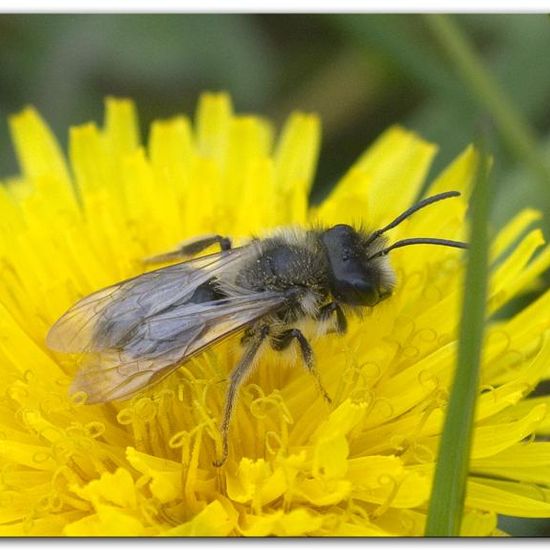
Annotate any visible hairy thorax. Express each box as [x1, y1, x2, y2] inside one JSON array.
[[230, 228, 330, 318]]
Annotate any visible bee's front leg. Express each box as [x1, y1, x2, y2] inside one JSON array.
[[271, 328, 332, 404], [318, 302, 347, 334], [143, 234, 232, 265]]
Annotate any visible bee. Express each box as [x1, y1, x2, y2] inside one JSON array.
[[47, 190, 467, 466]]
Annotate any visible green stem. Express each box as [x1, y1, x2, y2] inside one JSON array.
[[425, 138, 491, 536], [425, 15, 550, 210]]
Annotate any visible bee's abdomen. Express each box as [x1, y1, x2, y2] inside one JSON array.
[[188, 279, 228, 303]]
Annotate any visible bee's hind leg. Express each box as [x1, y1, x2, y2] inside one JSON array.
[[213, 325, 269, 468], [143, 234, 232, 265], [272, 328, 332, 404]]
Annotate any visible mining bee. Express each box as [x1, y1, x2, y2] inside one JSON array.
[[47, 190, 467, 466]]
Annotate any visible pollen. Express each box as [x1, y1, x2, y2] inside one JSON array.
[[1, 93, 550, 536]]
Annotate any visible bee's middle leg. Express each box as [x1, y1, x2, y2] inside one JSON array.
[[213, 325, 269, 468], [271, 328, 332, 404]]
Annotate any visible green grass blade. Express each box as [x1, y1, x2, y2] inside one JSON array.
[[424, 139, 491, 536], [424, 14, 550, 215]]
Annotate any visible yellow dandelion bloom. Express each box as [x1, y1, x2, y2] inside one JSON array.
[[2, 92, 550, 537]]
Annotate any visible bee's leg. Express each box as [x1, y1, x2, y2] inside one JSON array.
[[143, 234, 232, 265], [318, 302, 347, 334], [213, 325, 269, 468], [272, 328, 332, 404]]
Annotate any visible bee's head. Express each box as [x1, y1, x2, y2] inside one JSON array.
[[320, 191, 469, 307], [321, 224, 395, 307]]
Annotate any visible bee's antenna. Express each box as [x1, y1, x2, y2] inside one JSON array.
[[367, 237, 468, 261], [364, 190, 462, 245]]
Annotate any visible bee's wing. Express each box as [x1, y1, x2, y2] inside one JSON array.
[[69, 291, 287, 403], [47, 247, 251, 353]]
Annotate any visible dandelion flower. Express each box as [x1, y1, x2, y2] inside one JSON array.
[[2, 92, 550, 537]]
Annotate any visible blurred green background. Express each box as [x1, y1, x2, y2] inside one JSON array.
[[0, 13, 549, 536]]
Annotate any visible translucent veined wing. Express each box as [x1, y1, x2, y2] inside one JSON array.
[[47, 247, 252, 353], [69, 290, 288, 403]]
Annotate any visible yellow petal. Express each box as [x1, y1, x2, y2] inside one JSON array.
[[491, 208, 542, 261], [9, 106, 71, 186], [69, 122, 109, 196], [242, 508, 323, 537], [489, 229, 546, 313], [348, 455, 404, 488], [331, 522, 392, 536], [460, 509, 498, 537], [196, 91, 233, 161], [467, 478, 550, 518], [317, 126, 435, 228], [312, 400, 367, 479], [502, 396, 550, 435], [63, 505, 147, 536], [163, 500, 234, 536], [427, 144, 478, 198], [226, 457, 286, 508], [274, 112, 320, 195], [0, 440, 57, 471], [148, 115, 194, 174], [471, 405, 546, 458], [296, 479, 351, 506], [270, 112, 320, 226], [126, 447, 182, 504], [71, 468, 137, 509], [354, 470, 431, 509], [103, 97, 140, 160], [419, 404, 546, 460], [313, 167, 371, 226], [473, 465, 550, 486], [349, 126, 436, 227]]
